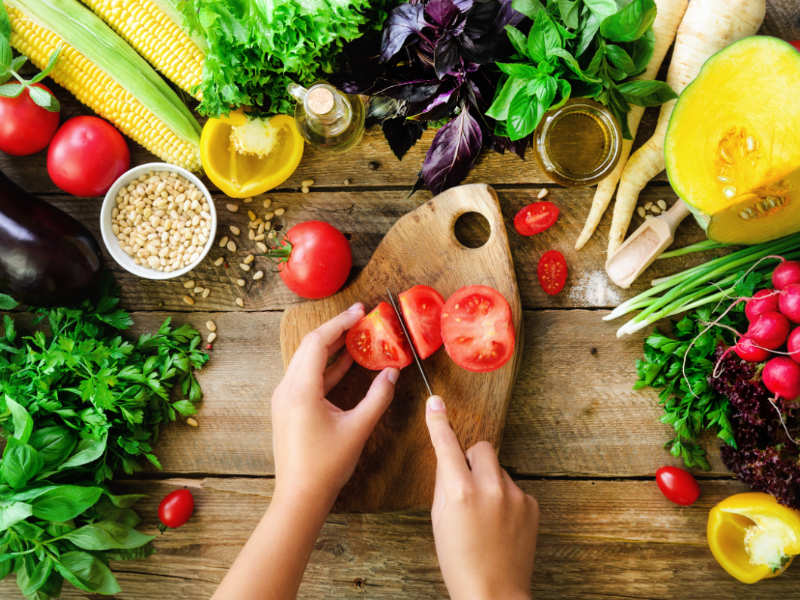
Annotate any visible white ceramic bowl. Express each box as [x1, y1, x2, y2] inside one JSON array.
[[100, 162, 217, 280]]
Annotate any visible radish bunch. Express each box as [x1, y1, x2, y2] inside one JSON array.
[[735, 260, 800, 400]]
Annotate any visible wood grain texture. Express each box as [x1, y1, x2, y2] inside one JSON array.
[[1, 477, 797, 600], [280, 184, 523, 511], [117, 308, 726, 479]]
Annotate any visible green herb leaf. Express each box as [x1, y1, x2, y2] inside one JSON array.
[[1, 440, 43, 489], [604, 44, 636, 77], [582, 0, 617, 18], [505, 25, 528, 58], [527, 10, 562, 63], [511, 0, 544, 19], [64, 521, 154, 551], [629, 27, 655, 73], [617, 79, 678, 106], [55, 551, 121, 595], [600, 0, 657, 43], [486, 76, 527, 121], [0, 82, 23, 98], [27, 84, 60, 113], [507, 83, 544, 141], [0, 293, 17, 310], [0, 501, 32, 530], [30, 485, 103, 522]]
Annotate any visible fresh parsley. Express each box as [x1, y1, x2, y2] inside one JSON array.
[[0, 283, 208, 598]]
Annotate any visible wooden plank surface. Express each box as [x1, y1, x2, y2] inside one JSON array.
[[2, 477, 797, 600]]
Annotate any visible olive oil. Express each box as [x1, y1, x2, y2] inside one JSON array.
[[288, 82, 365, 152], [533, 99, 622, 186]]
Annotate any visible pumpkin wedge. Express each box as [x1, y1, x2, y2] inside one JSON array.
[[665, 36, 800, 244]]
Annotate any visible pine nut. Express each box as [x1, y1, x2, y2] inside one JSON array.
[[226, 203, 239, 213], [226, 240, 237, 252], [253, 270, 264, 280], [229, 225, 241, 236], [255, 234, 265, 242], [243, 197, 253, 204], [263, 198, 272, 209], [182, 295, 195, 306], [244, 254, 254, 264], [240, 263, 251, 272], [636, 206, 646, 218], [537, 188, 548, 199], [218, 236, 229, 248], [207, 332, 217, 344], [206, 320, 217, 332], [657, 200, 667, 210], [301, 179, 314, 188], [186, 417, 199, 427], [202, 288, 210, 298], [213, 257, 224, 266], [256, 242, 267, 253], [183, 280, 195, 289], [247, 210, 257, 221], [236, 278, 246, 287], [235, 297, 244, 307], [274, 208, 285, 216]]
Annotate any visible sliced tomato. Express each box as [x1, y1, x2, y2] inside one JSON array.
[[399, 285, 445, 359], [513, 201, 559, 236], [537, 250, 568, 295], [346, 302, 412, 370], [441, 285, 515, 373]]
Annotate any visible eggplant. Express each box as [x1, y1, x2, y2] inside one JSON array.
[[0, 169, 102, 306]]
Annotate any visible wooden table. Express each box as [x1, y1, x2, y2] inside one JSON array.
[[1, 4, 798, 597]]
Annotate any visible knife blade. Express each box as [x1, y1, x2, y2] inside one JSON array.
[[386, 288, 434, 397]]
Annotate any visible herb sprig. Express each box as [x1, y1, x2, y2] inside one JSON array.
[[0, 284, 208, 598]]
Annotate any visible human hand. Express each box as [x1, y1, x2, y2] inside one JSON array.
[[271, 303, 398, 509], [426, 395, 539, 600]]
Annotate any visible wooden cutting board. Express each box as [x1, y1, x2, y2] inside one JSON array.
[[280, 183, 523, 512]]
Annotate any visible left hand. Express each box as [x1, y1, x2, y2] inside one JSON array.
[[271, 303, 399, 508]]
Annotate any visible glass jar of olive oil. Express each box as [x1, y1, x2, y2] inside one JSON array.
[[533, 98, 622, 186]]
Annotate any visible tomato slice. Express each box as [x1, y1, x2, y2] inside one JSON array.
[[399, 285, 445, 359], [537, 250, 568, 295], [441, 285, 515, 372], [346, 302, 412, 370], [513, 201, 559, 236]]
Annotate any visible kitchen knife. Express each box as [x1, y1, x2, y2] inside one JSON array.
[[386, 288, 434, 397]]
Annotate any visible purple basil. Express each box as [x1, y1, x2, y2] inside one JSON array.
[[421, 106, 483, 194], [380, 3, 428, 62]]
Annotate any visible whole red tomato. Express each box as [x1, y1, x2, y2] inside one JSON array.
[[655, 466, 700, 506], [274, 221, 352, 299], [0, 83, 60, 156], [158, 488, 194, 529], [47, 116, 129, 196]]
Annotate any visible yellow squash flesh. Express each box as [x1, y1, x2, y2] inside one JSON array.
[[665, 37, 800, 244]]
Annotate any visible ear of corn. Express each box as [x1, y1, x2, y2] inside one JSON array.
[[80, 0, 204, 98], [6, 0, 201, 172]]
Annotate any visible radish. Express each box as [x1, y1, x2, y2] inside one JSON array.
[[772, 260, 800, 290], [788, 328, 800, 364], [745, 289, 779, 322], [746, 311, 790, 349], [762, 357, 800, 401], [779, 283, 800, 323], [733, 336, 770, 362]]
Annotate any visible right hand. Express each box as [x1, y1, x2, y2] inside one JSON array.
[[425, 395, 539, 600]]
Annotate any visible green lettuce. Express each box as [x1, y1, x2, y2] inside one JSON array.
[[177, 0, 389, 117]]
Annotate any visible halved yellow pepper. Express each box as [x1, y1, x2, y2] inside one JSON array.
[[708, 492, 800, 584], [200, 111, 304, 198]]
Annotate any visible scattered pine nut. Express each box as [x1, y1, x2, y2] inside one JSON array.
[[636, 206, 646, 218], [253, 270, 264, 280], [344, 178, 351, 185], [657, 199, 667, 210], [229, 225, 241, 236], [235, 297, 244, 307], [240, 263, 251, 272], [263, 221, 272, 231], [183, 280, 195, 289], [255, 234, 265, 242], [644, 201, 653, 211], [274, 208, 285, 216], [207, 332, 217, 344], [301, 179, 314, 188], [218, 236, 228, 248], [301, 186, 310, 194], [236, 278, 246, 287], [213, 257, 224, 266], [243, 197, 253, 204], [206, 320, 217, 332], [244, 254, 255, 264], [248, 229, 255, 240], [182, 295, 195, 306], [264, 211, 274, 220], [263, 198, 272, 209], [256, 242, 267, 253], [537, 188, 548, 200], [226, 240, 237, 252], [186, 417, 199, 427], [202, 288, 210, 298], [257, 222, 265, 234], [226, 203, 239, 213], [651, 206, 662, 215], [193, 286, 203, 295], [247, 210, 257, 221]]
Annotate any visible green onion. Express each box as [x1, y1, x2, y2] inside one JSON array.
[[606, 233, 800, 337]]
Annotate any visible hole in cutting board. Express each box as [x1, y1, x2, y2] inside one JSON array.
[[453, 212, 490, 248]]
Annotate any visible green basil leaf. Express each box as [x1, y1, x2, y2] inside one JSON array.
[[604, 44, 636, 77], [58, 433, 107, 471], [629, 27, 655, 73], [6, 485, 62, 503], [103, 491, 146, 508], [0, 2, 10, 42], [64, 521, 154, 551], [549, 47, 602, 83], [507, 85, 544, 141], [0, 501, 32, 531], [31, 485, 103, 522], [617, 79, 678, 107], [576, 9, 602, 57], [104, 543, 155, 561], [55, 551, 121, 595], [0, 294, 17, 310], [583, 0, 618, 18], [486, 76, 528, 121], [30, 426, 77, 468], [27, 84, 60, 112], [10, 55, 25, 72], [510, 0, 544, 19], [527, 9, 562, 62], [1, 440, 43, 489], [528, 76, 557, 110], [0, 42, 10, 74], [4, 396, 32, 443], [0, 552, 12, 579], [556, 0, 580, 29], [552, 78, 572, 112], [600, 0, 657, 43], [504, 25, 528, 58], [17, 556, 52, 596], [94, 500, 141, 529], [0, 83, 23, 98], [30, 47, 61, 84], [172, 399, 197, 417]]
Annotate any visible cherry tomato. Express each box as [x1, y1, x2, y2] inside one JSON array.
[[399, 285, 445, 359], [655, 466, 700, 506], [158, 488, 194, 529], [0, 83, 60, 156], [441, 285, 515, 372], [346, 302, 412, 370], [275, 221, 352, 299], [47, 116, 129, 196], [537, 250, 568, 295], [513, 201, 559, 236]]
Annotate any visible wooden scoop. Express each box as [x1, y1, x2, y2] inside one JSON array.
[[605, 200, 690, 288]]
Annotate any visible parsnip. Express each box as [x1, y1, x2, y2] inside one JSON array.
[[606, 0, 766, 256], [575, 0, 688, 251]]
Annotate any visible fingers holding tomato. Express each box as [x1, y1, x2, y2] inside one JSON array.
[[346, 302, 412, 370]]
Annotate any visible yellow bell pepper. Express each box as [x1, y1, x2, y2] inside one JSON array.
[[200, 111, 304, 198], [708, 492, 800, 584]]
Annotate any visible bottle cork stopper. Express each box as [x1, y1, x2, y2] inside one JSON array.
[[307, 87, 335, 115]]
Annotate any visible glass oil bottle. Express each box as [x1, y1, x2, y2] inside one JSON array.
[[288, 82, 365, 152]]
